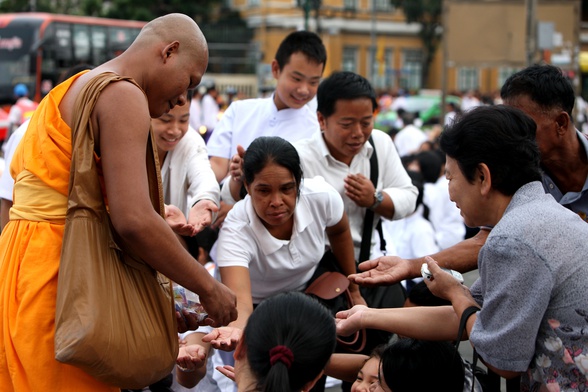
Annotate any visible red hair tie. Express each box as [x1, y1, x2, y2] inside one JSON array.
[[269, 345, 294, 369]]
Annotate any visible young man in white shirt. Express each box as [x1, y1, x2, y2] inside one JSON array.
[[207, 30, 326, 184]]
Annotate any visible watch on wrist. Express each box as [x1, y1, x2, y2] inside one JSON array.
[[369, 190, 384, 211]]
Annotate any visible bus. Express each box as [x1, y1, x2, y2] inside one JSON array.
[[0, 13, 146, 107]]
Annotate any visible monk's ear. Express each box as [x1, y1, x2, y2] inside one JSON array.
[[161, 41, 180, 63]]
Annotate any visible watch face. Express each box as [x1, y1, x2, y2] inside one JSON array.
[[376, 191, 383, 203]]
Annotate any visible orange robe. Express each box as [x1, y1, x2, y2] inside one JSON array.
[[0, 74, 119, 391]]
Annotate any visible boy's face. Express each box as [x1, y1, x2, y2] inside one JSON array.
[[271, 52, 323, 111]]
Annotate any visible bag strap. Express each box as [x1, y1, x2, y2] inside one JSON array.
[[359, 136, 385, 262], [68, 73, 165, 276], [68, 71, 163, 217], [454, 305, 481, 392]]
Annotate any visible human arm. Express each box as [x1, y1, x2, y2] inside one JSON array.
[[202, 265, 252, 351], [182, 130, 220, 232], [348, 228, 489, 286], [425, 258, 520, 379], [0, 121, 27, 231], [226, 144, 247, 202], [210, 157, 229, 183], [0, 199, 11, 231], [326, 212, 365, 306], [95, 82, 236, 327], [176, 332, 210, 388], [323, 353, 370, 383], [335, 304, 459, 341]]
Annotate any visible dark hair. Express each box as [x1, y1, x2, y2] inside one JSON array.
[[500, 64, 575, 116], [414, 150, 443, 184], [407, 280, 451, 307], [406, 170, 424, 209], [244, 292, 336, 392], [439, 105, 541, 196], [380, 338, 464, 392], [317, 71, 377, 118], [243, 136, 303, 195], [275, 30, 327, 71]]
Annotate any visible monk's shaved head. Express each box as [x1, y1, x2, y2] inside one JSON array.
[[134, 13, 207, 59]]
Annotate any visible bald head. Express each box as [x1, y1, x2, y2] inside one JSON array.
[[134, 13, 207, 60]]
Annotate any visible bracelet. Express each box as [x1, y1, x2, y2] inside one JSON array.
[[177, 365, 195, 373]]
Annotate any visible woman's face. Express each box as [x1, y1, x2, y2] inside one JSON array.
[[245, 162, 298, 238], [318, 97, 374, 166], [445, 156, 485, 228], [151, 101, 190, 159], [352, 357, 380, 392]]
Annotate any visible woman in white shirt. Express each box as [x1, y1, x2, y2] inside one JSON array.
[[204, 136, 363, 352]]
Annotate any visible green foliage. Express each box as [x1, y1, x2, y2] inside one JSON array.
[[390, 0, 443, 88]]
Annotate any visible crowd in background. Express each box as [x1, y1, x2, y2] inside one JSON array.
[[0, 15, 587, 392]]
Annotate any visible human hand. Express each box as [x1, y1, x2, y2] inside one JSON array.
[[349, 256, 415, 287], [198, 281, 238, 327], [176, 309, 210, 333], [188, 200, 220, 235], [165, 204, 197, 237], [229, 145, 246, 183], [176, 343, 207, 371], [216, 365, 236, 381], [422, 256, 470, 302], [344, 173, 375, 208], [211, 201, 233, 229], [201, 326, 243, 352], [335, 304, 369, 337]]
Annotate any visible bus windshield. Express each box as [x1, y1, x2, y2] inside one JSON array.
[[0, 24, 38, 105], [0, 14, 144, 106]]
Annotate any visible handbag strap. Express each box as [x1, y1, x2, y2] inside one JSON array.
[[359, 136, 385, 262], [454, 305, 481, 392]]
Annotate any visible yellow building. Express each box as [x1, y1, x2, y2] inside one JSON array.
[[215, 0, 579, 98]]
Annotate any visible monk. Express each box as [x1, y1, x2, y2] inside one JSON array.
[[0, 13, 237, 391]]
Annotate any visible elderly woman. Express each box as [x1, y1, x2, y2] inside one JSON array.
[[336, 105, 588, 391], [205, 136, 363, 352]]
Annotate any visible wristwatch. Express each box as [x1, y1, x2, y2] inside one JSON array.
[[369, 190, 384, 211]]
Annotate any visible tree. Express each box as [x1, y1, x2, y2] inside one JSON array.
[[391, 0, 442, 88]]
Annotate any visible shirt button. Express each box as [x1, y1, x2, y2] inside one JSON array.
[[269, 118, 277, 127], [549, 183, 554, 189]]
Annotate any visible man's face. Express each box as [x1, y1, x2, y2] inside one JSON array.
[[503, 95, 559, 160], [319, 98, 374, 166]]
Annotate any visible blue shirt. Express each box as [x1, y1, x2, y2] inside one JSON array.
[[541, 130, 588, 222]]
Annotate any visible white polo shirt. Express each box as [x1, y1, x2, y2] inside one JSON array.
[[216, 177, 343, 304], [206, 95, 319, 160], [294, 129, 418, 260]]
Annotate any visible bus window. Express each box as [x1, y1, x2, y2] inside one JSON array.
[[0, 24, 36, 105], [109, 27, 138, 58], [72, 24, 90, 63], [53, 23, 73, 64], [90, 26, 108, 65]]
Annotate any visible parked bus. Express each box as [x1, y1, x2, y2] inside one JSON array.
[[0, 13, 146, 107]]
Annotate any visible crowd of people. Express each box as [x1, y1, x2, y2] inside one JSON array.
[[0, 11, 586, 392]]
